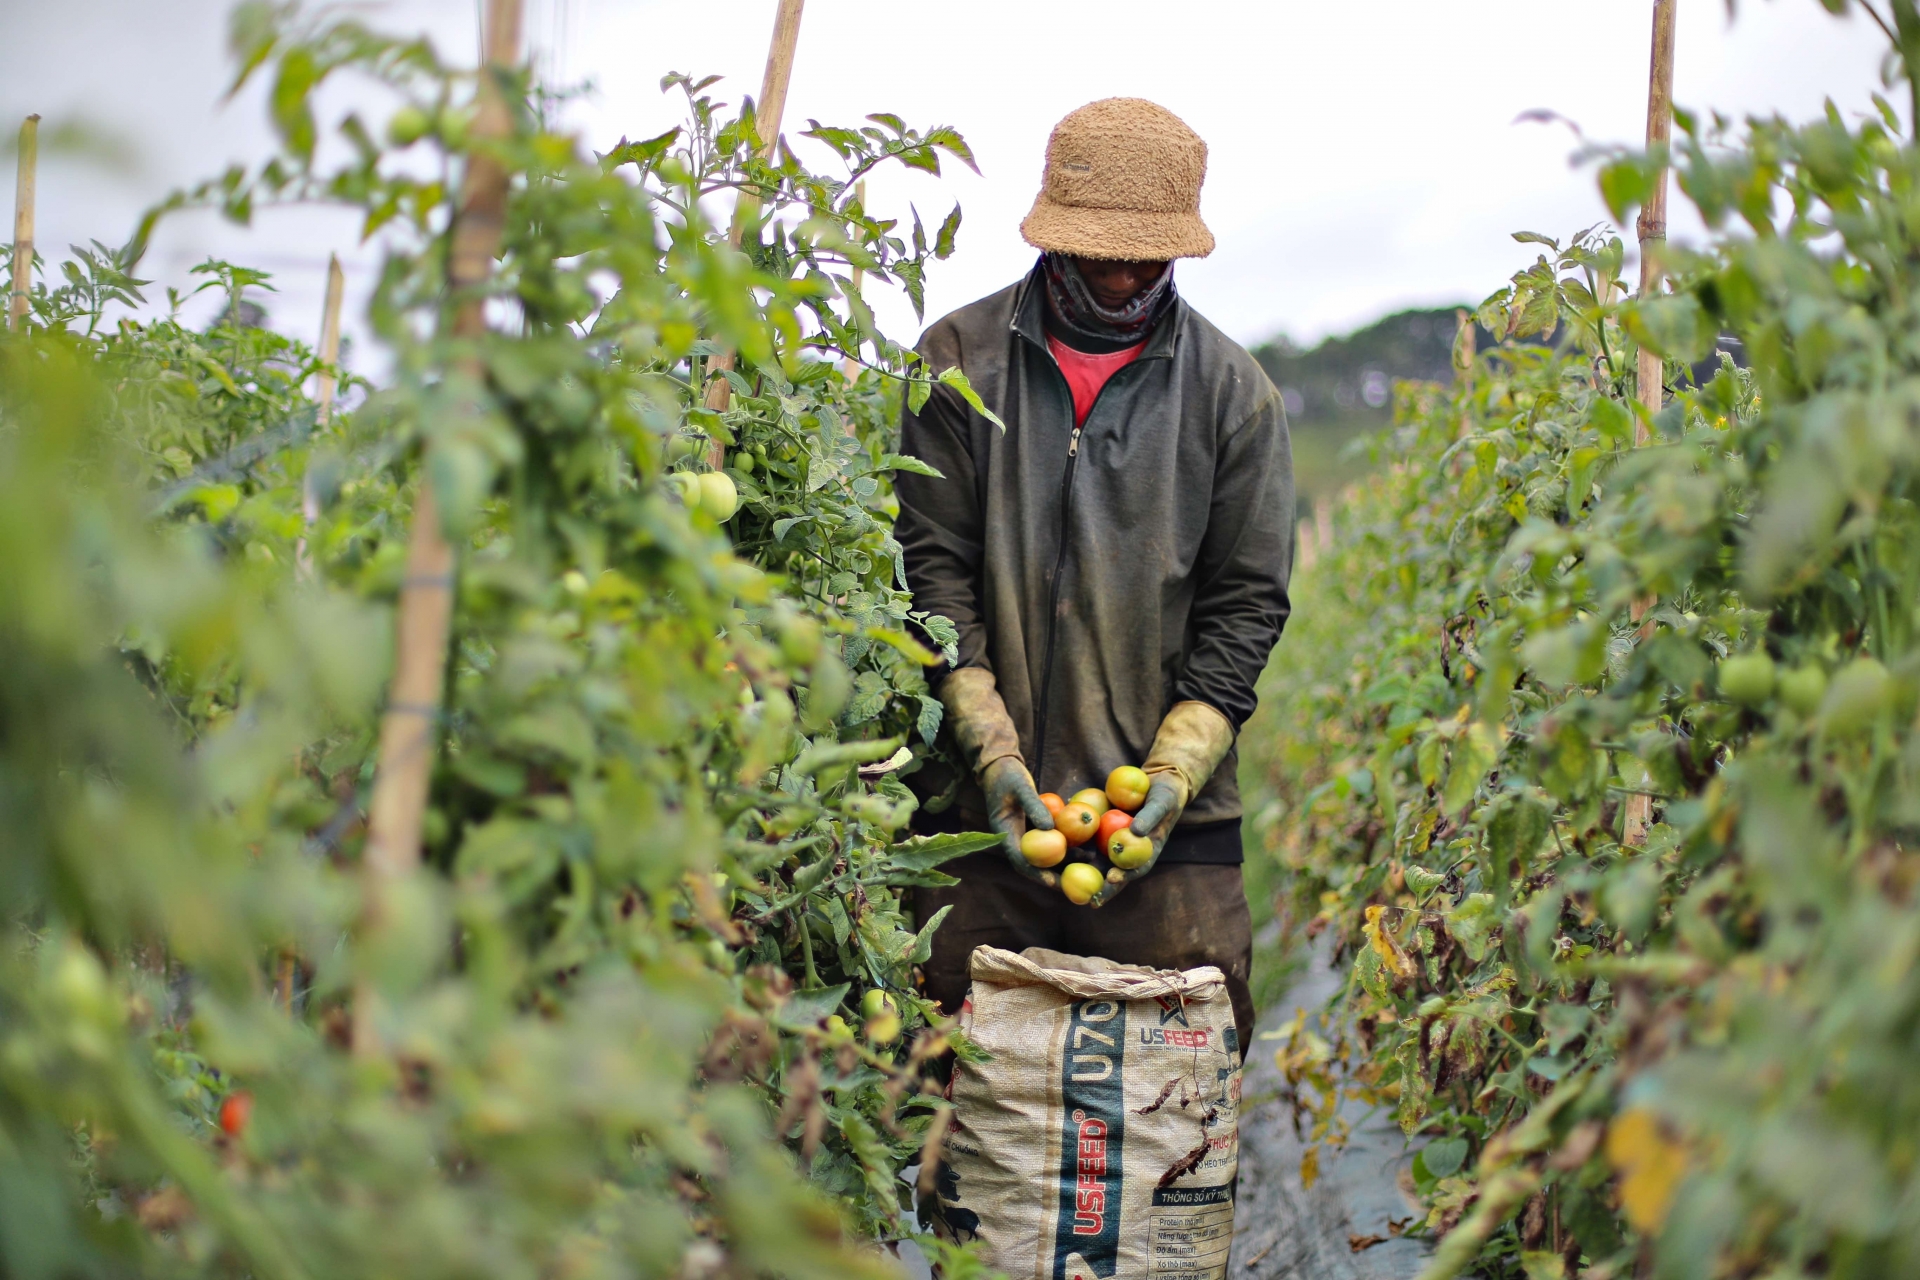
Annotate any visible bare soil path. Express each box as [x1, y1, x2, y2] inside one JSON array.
[[1229, 942, 1429, 1279]]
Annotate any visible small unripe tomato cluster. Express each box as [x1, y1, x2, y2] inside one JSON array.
[[1019, 766, 1156, 904], [1716, 650, 1896, 738], [665, 470, 739, 522]]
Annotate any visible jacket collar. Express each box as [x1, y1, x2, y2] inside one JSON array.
[[1010, 261, 1184, 361]]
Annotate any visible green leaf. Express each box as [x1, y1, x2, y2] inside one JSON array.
[[908, 905, 952, 965], [778, 983, 851, 1029], [1623, 292, 1715, 364], [1441, 722, 1501, 816], [1520, 620, 1607, 688], [1598, 156, 1656, 222], [933, 205, 962, 260], [1444, 894, 1500, 963], [885, 831, 999, 873], [878, 452, 942, 478], [1423, 1136, 1468, 1178], [935, 366, 1005, 431], [791, 735, 902, 776], [916, 694, 944, 745], [269, 46, 321, 162]]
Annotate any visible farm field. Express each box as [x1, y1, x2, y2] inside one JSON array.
[[8, 3, 1920, 1280]]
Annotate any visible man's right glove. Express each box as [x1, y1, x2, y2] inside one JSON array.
[[938, 667, 1056, 881], [1089, 699, 1235, 907]]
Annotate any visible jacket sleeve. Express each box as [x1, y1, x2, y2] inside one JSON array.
[[894, 374, 989, 675], [1172, 388, 1294, 729]]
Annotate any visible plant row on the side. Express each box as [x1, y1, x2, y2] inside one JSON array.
[[0, 6, 993, 1276], [1250, 96, 1920, 1280]]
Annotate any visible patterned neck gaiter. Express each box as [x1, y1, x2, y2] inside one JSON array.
[[1040, 251, 1178, 351]]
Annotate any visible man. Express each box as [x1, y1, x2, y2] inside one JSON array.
[[896, 98, 1293, 1051]]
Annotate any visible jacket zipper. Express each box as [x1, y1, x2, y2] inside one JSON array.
[[1030, 361, 1134, 784]]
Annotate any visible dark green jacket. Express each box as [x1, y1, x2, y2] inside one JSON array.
[[896, 265, 1294, 827]]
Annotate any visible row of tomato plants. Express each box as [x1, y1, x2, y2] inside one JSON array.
[[1249, 65, 1920, 1280], [0, 5, 1001, 1276]]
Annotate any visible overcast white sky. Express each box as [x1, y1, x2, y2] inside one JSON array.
[[0, 0, 1895, 371]]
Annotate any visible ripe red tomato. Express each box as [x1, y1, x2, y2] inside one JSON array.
[[1096, 807, 1131, 851], [219, 1090, 253, 1137]]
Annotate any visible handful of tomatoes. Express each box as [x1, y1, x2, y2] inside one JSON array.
[[1017, 766, 1157, 904]]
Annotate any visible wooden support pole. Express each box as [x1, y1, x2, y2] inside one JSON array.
[[703, 0, 806, 431], [296, 255, 347, 580], [316, 254, 346, 424], [361, 0, 522, 892], [1634, 0, 1677, 445], [1624, 0, 1676, 851], [10, 114, 39, 330]]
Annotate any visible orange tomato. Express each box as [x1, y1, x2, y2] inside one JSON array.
[[1056, 804, 1099, 847], [1039, 792, 1066, 821]]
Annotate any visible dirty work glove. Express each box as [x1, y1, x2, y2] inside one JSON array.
[[1089, 700, 1235, 907], [939, 667, 1055, 882]]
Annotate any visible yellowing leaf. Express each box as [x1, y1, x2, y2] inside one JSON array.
[[1605, 1107, 1687, 1234], [1364, 904, 1417, 980], [1300, 1145, 1321, 1189]]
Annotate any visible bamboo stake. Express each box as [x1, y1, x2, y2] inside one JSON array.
[[316, 254, 346, 423], [702, 0, 806, 439], [296, 255, 346, 580], [363, 0, 521, 879], [1634, 0, 1677, 447], [360, 0, 522, 906], [10, 114, 39, 330], [1624, 0, 1677, 851]]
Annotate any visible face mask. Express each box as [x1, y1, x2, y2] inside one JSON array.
[[1040, 252, 1177, 349]]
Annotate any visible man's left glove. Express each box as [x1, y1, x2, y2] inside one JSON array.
[[938, 667, 1056, 882], [1090, 700, 1235, 906]]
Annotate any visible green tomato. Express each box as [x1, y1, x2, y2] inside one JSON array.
[[731, 450, 755, 475], [437, 107, 473, 149], [665, 472, 700, 507], [1820, 656, 1890, 737], [860, 989, 897, 1020], [386, 104, 433, 148], [698, 472, 739, 522], [1778, 665, 1828, 717], [780, 615, 822, 666], [864, 1012, 902, 1044], [1717, 651, 1776, 706], [666, 434, 703, 463], [824, 1014, 854, 1041]]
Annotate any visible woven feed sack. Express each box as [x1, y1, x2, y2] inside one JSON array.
[[934, 946, 1241, 1280]]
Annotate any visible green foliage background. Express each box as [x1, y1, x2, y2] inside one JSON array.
[[1245, 17, 1920, 1277], [0, 5, 1003, 1276]]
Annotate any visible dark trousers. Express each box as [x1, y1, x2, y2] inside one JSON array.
[[911, 852, 1255, 1057]]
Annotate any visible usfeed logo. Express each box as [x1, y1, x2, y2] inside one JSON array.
[[1071, 1110, 1109, 1234], [1054, 998, 1125, 1280]]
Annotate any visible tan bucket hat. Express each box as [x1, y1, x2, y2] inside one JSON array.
[[1020, 98, 1215, 262]]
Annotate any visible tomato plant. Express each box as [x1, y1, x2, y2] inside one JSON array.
[[1249, 22, 1920, 1277], [0, 2, 998, 1274]]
